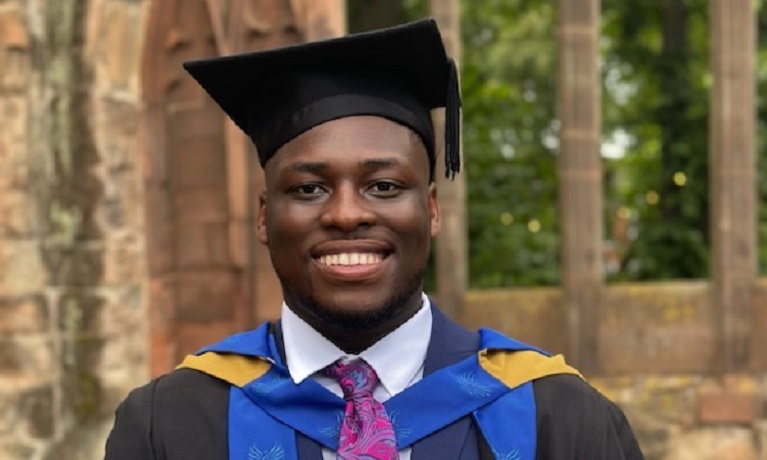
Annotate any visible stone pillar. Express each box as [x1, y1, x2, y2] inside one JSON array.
[[557, 0, 602, 372], [0, 2, 49, 457], [431, 0, 466, 320], [709, 0, 757, 372], [0, 0, 150, 458], [143, 0, 242, 373]]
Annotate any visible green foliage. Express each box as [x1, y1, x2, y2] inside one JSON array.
[[602, 0, 711, 281], [462, 0, 561, 287], [359, 0, 767, 285], [462, 0, 720, 285]]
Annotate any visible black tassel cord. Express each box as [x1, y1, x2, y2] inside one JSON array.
[[444, 58, 462, 179]]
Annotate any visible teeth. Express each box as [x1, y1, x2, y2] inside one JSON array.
[[319, 253, 383, 266]]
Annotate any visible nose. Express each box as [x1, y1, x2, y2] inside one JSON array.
[[319, 183, 376, 231]]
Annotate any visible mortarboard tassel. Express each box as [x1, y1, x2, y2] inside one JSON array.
[[444, 58, 461, 179]]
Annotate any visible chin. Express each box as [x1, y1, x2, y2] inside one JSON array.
[[309, 299, 401, 331], [284, 286, 421, 332], [281, 270, 426, 332]]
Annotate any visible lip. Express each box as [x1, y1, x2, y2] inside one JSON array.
[[311, 239, 393, 257], [310, 239, 393, 282]]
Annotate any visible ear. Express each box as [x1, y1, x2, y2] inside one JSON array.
[[256, 192, 268, 245], [428, 183, 440, 237]]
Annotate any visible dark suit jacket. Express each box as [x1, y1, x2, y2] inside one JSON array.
[[104, 308, 643, 459]]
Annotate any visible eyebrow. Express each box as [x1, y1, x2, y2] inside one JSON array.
[[287, 157, 401, 173], [290, 161, 327, 173], [360, 158, 401, 171]]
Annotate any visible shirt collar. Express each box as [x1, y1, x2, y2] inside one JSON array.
[[282, 294, 433, 396]]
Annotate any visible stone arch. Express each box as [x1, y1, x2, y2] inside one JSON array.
[[139, 0, 345, 376]]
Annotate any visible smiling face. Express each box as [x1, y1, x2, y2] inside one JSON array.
[[257, 116, 440, 346]]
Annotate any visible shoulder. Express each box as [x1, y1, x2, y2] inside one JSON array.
[[532, 374, 644, 459], [533, 373, 619, 427], [475, 327, 643, 459], [533, 372, 604, 409], [107, 369, 231, 460], [126, 367, 231, 417]]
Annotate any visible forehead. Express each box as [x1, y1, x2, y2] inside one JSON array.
[[264, 116, 429, 176]]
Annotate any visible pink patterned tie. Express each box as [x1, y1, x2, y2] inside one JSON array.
[[324, 359, 399, 460]]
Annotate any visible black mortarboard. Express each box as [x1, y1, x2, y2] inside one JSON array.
[[183, 18, 461, 179]]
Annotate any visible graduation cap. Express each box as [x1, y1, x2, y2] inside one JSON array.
[[183, 18, 461, 179]]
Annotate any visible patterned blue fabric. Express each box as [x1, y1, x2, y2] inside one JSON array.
[[229, 386, 296, 460], [474, 383, 537, 460], [200, 323, 542, 459]]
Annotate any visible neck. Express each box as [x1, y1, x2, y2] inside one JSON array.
[[288, 293, 425, 354], [325, 328, 393, 355]]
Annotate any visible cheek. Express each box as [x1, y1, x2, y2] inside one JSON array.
[[387, 201, 433, 241], [266, 204, 305, 246]]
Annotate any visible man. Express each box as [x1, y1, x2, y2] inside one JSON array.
[[105, 19, 643, 460]]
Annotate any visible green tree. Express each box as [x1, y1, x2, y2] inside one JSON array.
[[354, 0, 746, 285], [602, 0, 710, 280], [349, 0, 562, 288], [462, 0, 561, 287]]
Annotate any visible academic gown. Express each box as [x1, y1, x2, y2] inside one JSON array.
[[104, 307, 644, 460]]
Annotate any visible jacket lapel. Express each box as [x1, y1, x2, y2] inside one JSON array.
[[411, 304, 482, 460], [422, 305, 480, 375]]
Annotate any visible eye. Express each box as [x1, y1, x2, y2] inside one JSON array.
[[291, 183, 326, 197], [368, 181, 401, 197]]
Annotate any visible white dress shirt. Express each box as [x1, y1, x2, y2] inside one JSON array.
[[282, 294, 433, 460]]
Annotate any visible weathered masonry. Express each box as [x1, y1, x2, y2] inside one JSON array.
[[0, 1, 765, 458]]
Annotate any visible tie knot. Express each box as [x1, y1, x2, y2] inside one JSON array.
[[324, 359, 378, 400]]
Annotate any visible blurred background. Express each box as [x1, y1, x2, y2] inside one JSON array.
[[0, 0, 765, 458]]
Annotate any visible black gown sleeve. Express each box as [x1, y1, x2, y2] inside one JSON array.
[[533, 374, 644, 460], [104, 369, 231, 460], [104, 380, 157, 460]]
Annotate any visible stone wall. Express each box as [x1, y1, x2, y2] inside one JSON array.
[[464, 287, 767, 459], [0, 1, 345, 458], [0, 0, 765, 459], [593, 374, 767, 460], [0, 0, 149, 458]]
